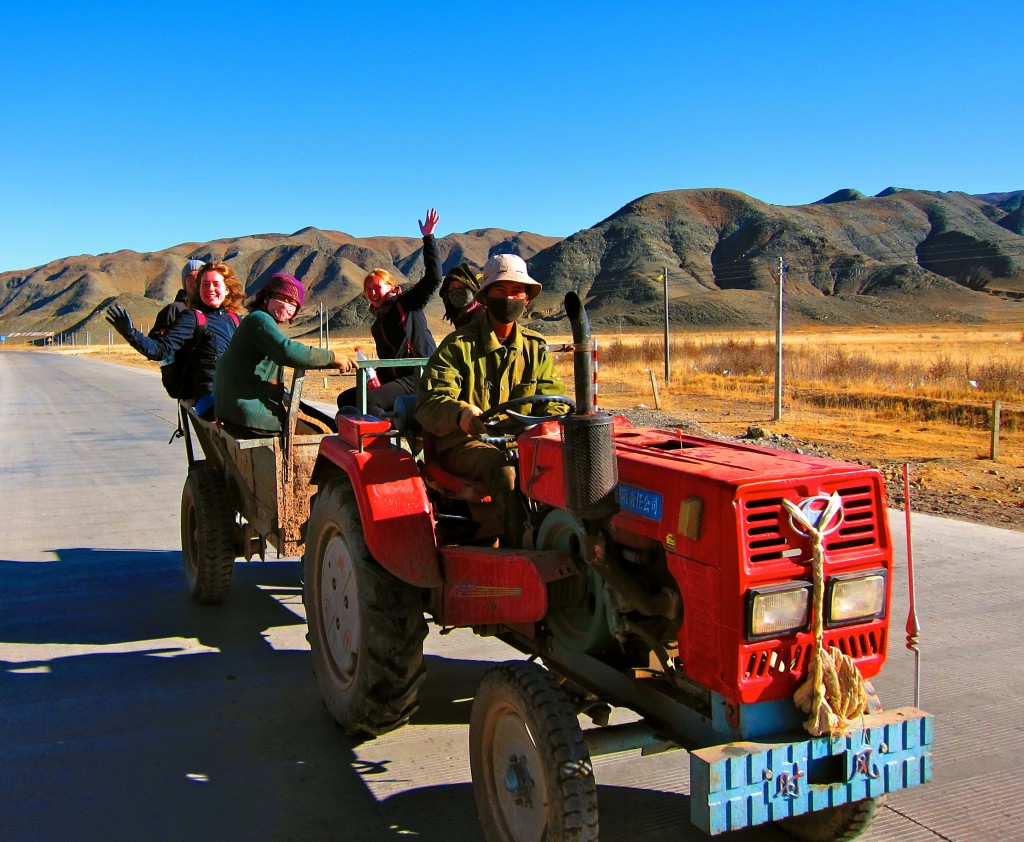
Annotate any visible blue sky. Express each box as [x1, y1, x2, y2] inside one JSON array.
[[2, 1, 1020, 273]]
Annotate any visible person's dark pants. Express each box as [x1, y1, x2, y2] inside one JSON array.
[[337, 374, 416, 419], [437, 440, 524, 547]]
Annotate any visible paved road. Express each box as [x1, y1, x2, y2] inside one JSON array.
[[2, 351, 1022, 841]]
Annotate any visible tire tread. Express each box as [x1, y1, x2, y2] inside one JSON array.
[[304, 478, 426, 736], [181, 467, 236, 604], [471, 661, 598, 841]]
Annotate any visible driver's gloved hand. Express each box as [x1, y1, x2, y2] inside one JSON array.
[[105, 304, 135, 340], [458, 405, 486, 436]]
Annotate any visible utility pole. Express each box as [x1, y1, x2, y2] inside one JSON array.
[[773, 256, 786, 421], [663, 266, 670, 382]]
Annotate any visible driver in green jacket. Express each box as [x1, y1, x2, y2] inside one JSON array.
[[415, 254, 569, 547]]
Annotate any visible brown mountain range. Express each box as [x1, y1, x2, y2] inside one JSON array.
[[0, 227, 559, 339], [2, 187, 1022, 339], [527, 188, 1023, 329]]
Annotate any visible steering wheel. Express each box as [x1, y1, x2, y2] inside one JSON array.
[[478, 395, 576, 434]]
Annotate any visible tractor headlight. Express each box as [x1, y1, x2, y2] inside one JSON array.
[[746, 582, 811, 641], [827, 570, 886, 626]]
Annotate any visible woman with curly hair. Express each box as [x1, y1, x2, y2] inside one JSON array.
[[105, 260, 244, 418]]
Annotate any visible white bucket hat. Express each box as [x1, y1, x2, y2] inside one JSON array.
[[477, 253, 543, 301]]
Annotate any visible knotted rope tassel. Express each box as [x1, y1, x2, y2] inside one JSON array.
[[784, 493, 870, 737]]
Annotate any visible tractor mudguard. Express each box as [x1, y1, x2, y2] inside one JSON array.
[[312, 436, 441, 588], [437, 546, 579, 627]]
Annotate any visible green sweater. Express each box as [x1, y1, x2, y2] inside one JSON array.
[[415, 316, 568, 453], [214, 309, 335, 432]]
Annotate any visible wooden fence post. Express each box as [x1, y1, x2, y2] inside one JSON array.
[[649, 370, 661, 410], [990, 399, 1001, 461]]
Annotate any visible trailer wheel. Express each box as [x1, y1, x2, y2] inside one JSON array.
[[777, 796, 883, 841], [303, 477, 426, 736], [180, 467, 236, 604], [470, 661, 598, 842]]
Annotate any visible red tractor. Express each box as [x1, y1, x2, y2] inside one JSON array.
[[301, 292, 932, 840]]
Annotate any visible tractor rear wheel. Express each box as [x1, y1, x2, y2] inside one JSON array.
[[180, 467, 236, 604], [777, 797, 883, 841], [470, 661, 598, 841], [303, 477, 426, 736]]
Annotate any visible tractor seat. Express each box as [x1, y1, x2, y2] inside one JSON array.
[[392, 394, 491, 503], [421, 432, 491, 503], [391, 392, 427, 457]]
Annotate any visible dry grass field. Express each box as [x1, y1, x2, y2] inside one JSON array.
[[590, 326, 1024, 531], [589, 327, 1019, 532], [39, 323, 1024, 531]]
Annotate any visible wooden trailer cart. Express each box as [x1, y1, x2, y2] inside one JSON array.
[[177, 369, 337, 603], [177, 360, 426, 603]]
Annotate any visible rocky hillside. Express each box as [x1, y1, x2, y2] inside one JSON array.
[[0, 227, 559, 339], [527, 188, 1024, 328], [2, 187, 1022, 339]]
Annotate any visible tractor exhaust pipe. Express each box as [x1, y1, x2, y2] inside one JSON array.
[[562, 292, 618, 520], [564, 291, 594, 415]]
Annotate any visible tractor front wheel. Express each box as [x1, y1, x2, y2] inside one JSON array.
[[778, 687, 885, 841], [180, 467, 236, 604], [303, 477, 426, 736], [777, 797, 883, 841], [469, 661, 598, 841]]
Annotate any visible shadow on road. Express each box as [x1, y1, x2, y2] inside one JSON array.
[[2, 548, 790, 841], [0, 548, 418, 840], [0, 547, 304, 647]]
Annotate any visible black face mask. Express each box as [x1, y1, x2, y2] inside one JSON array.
[[488, 298, 526, 324], [447, 288, 475, 309]]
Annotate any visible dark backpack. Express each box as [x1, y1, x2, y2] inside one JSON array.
[[149, 299, 189, 338], [386, 301, 433, 359], [158, 309, 239, 399]]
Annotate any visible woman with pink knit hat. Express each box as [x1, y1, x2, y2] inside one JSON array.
[[214, 272, 353, 437]]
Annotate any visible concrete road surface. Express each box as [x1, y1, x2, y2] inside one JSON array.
[[2, 350, 1022, 841]]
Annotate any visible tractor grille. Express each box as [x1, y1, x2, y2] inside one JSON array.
[[744, 643, 809, 679], [743, 628, 883, 680], [823, 484, 878, 552], [742, 483, 880, 563], [743, 499, 792, 562]]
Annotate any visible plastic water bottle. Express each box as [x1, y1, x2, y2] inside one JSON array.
[[354, 346, 381, 389]]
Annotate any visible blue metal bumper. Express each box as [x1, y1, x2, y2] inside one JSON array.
[[689, 707, 932, 835]]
